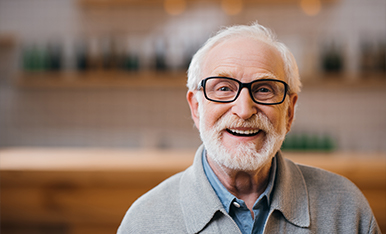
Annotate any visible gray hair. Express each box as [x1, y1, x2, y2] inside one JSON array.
[[187, 22, 302, 95]]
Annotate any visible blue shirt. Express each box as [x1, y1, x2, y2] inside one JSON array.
[[202, 151, 277, 234]]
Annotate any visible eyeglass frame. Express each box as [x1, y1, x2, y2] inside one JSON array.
[[198, 76, 290, 105]]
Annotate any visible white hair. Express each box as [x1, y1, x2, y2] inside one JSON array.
[[187, 22, 302, 95]]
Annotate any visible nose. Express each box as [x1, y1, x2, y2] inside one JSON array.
[[232, 87, 258, 120]]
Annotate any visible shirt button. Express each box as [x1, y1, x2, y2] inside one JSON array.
[[233, 202, 241, 208]]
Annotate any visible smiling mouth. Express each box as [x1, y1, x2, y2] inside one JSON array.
[[226, 129, 261, 137]]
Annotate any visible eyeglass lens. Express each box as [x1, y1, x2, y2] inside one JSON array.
[[204, 77, 286, 104]]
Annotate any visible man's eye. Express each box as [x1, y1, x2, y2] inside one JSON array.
[[257, 87, 271, 93], [218, 86, 232, 91]]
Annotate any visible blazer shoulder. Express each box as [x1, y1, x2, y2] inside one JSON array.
[[129, 171, 184, 213], [117, 171, 186, 233], [294, 162, 372, 211], [291, 161, 380, 233], [296, 162, 361, 193]]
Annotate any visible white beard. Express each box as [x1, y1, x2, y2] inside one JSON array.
[[199, 108, 287, 171]]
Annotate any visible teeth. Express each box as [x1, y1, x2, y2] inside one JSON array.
[[229, 129, 260, 135]]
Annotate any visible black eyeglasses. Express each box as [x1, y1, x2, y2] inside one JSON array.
[[199, 77, 289, 105]]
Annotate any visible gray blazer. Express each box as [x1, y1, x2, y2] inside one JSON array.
[[118, 145, 380, 233]]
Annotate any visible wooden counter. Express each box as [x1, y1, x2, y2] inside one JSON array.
[[1, 148, 385, 233]]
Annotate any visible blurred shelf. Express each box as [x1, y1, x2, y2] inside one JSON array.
[[1, 147, 384, 173], [15, 70, 385, 90], [301, 73, 386, 90], [15, 70, 187, 89]]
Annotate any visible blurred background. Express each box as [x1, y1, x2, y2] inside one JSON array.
[[0, 0, 385, 233], [0, 0, 385, 150]]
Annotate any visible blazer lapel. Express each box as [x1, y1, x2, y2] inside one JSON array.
[[269, 151, 311, 228], [179, 145, 237, 233]]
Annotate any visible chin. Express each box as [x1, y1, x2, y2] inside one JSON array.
[[204, 131, 284, 171], [200, 121, 286, 172]]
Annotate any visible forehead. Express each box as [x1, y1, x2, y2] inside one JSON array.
[[202, 37, 285, 81]]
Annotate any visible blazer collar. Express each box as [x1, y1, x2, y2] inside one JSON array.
[[270, 151, 310, 228], [179, 145, 227, 233]]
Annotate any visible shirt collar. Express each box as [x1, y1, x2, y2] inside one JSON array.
[[202, 149, 277, 213]]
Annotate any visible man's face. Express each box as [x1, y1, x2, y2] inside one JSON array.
[[187, 37, 298, 171]]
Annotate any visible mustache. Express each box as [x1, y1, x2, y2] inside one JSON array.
[[214, 112, 274, 133]]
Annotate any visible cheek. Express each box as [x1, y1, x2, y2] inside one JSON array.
[[201, 108, 218, 129], [262, 106, 287, 132], [274, 103, 291, 133], [200, 103, 230, 129]]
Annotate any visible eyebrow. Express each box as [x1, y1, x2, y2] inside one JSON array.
[[212, 71, 279, 80], [215, 70, 235, 78], [253, 73, 278, 80]]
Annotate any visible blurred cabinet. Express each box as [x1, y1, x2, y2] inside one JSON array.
[[0, 149, 385, 234]]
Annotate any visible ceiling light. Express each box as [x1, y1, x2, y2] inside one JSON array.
[[164, 0, 187, 16], [221, 0, 243, 16], [300, 0, 321, 16]]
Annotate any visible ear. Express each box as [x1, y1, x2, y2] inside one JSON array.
[[187, 91, 200, 130], [286, 93, 298, 133]]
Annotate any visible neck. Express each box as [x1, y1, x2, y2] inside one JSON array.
[[207, 155, 273, 212]]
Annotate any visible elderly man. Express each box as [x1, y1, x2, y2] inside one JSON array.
[[118, 23, 380, 233]]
